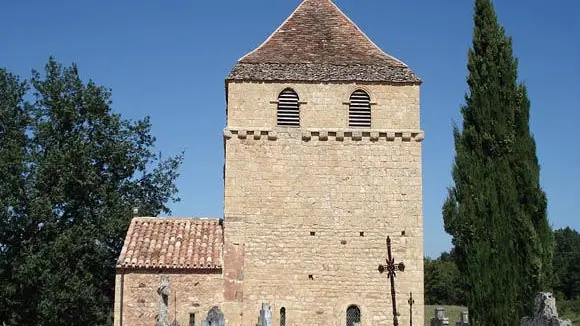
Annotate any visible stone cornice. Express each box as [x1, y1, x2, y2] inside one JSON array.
[[224, 127, 424, 142]]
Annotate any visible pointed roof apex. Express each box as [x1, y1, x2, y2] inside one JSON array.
[[228, 0, 420, 83], [240, 0, 400, 66]]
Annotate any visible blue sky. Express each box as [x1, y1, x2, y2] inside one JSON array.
[[1, 0, 578, 258]]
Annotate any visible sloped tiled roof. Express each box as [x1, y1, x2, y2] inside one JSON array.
[[117, 217, 223, 271], [227, 0, 421, 83]]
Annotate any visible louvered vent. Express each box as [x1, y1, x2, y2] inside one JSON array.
[[349, 90, 371, 128], [277, 89, 300, 127]]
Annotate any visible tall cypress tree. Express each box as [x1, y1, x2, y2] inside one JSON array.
[[443, 0, 553, 325]]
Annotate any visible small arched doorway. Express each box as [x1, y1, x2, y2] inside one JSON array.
[[346, 305, 361, 326], [280, 307, 286, 326]]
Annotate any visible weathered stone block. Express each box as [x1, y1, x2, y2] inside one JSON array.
[[521, 293, 571, 326]]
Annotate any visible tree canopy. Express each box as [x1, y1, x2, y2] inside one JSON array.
[[424, 252, 467, 306], [0, 58, 182, 325], [553, 227, 580, 300]]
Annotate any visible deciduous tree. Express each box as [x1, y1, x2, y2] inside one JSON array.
[[424, 252, 466, 306], [553, 227, 580, 300], [0, 58, 182, 325]]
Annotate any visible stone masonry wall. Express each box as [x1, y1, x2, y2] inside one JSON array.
[[113, 270, 223, 326], [223, 81, 424, 326], [227, 82, 420, 130]]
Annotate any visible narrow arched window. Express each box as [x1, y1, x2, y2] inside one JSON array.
[[349, 90, 371, 128], [277, 88, 300, 127], [280, 307, 286, 326], [346, 305, 361, 326]]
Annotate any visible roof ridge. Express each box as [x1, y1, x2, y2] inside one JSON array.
[[228, 0, 421, 83], [325, 0, 408, 67], [237, 0, 310, 63]]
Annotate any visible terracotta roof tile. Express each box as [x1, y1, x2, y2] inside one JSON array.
[[227, 0, 421, 83], [117, 217, 223, 270]]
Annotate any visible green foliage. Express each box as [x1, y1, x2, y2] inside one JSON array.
[[442, 1, 553, 325], [553, 227, 580, 324], [558, 297, 580, 325], [424, 252, 467, 306], [0, 58, 182, 325], [0, 68, 30, 326], [553, 227, 580, 299]]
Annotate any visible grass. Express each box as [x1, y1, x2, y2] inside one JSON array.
[[561, 313, 580, 325], [424, 305, 467, 326], [425, 304, 579, 325], [559, 303, 580, 325]]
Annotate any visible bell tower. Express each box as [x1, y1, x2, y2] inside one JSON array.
[[222, 0, 424, 325]]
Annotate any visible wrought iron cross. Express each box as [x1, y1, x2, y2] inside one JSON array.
[[378, 236, 405, 326], [408, 292, 415, 326]]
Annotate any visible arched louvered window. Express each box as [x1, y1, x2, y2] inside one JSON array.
[[280, 307, 286, 326], [346, 305, 361, 326], [277, 88, 300, 127], [349, 90, 371, 128]]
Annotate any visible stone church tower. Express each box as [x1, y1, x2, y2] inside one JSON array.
[[222, 0, 424, 325], [114, 0, 423, 325]]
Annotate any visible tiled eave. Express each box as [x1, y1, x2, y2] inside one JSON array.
[[116, 217, 223, 272], [227, 63, 422, 84]]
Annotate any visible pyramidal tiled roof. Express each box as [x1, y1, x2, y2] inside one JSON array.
[[116, 217, 223, 271], [227, 0, 421, 83]]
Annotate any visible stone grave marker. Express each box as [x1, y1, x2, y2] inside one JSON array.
[[521, 292, 571, 326]]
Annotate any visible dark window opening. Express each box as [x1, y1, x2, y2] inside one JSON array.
[[346, 305, 361, 326], [280, 307, 286, 326], [189, 313, 195, 326], [349, 90, 371, 128], [277, 88, 300, 127]]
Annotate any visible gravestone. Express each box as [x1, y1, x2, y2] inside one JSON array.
[[156, 276, 170, 326], [256, 303, 272, 326], [521, 292, 571, 326], [431, 307, 450, 326], [456, 311, 469, 326], [201, 306, 225, 326]]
